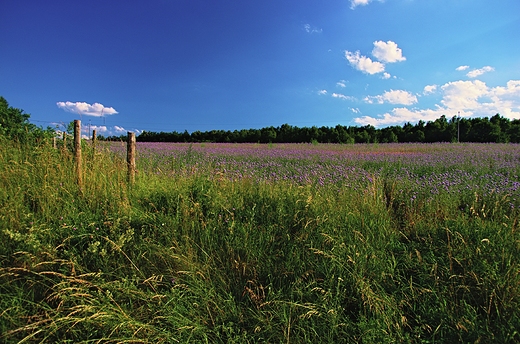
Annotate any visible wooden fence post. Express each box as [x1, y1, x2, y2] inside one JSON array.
[[92, 129, 97, 151], [127, 132, 136, 184], [74, 120, 83, 188]]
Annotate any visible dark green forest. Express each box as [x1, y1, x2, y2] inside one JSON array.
[[133, 114, 520, 144]]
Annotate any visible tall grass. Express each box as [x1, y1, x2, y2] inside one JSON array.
[[1, 139, 519, 343]]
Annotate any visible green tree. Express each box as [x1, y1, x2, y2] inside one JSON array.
[[508, 119, 520, 143], [380, 127, 398, 143], [489, 114, 510, 142], [278, 123, 295, 143], [425, 115, 450, 142], [260, 127, 277, 143], [0, 96, 51, 143], [334, 125, 350, 143], [0, 97, 31, 137]]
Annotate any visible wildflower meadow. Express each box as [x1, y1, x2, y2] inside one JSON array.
[[1, 139, 519, 343]]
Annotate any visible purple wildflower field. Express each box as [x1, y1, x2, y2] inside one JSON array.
[[107, 142, 520, 209]]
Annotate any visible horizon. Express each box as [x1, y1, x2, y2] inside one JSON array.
[[1, 0, 519, 137], [48, 113, 507, 141]]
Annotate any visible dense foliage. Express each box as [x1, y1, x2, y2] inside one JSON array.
[[0, 96, 53, 143], [134, 114, 520, 144]]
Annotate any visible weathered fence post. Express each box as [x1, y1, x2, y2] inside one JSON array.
[[74, 120, 83, 188], [127, 132, 136, 184], [92, 129, 97, 151]]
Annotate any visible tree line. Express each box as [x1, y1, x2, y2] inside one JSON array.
[[132, 114, 520, 144], [1, 95, 518, 144]]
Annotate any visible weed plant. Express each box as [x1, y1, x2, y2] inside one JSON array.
[[1, 139, 519, 343]]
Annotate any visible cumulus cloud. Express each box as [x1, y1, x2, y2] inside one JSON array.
[[382, 90, 418, 105], [317, 89, 328, 95], [441, 79, 520, 119], [56, 101, 118, 117], [332, 93, 355, 101], [466, 66, 494, 78], [354, 79, 520, 126], [440, 80, 489, 109], [423, 85, 437, 94], [90, 125, 108, 133], [345, 41, 405, 77], [365, 90, 418, 105], [372, 40, 406, 63], [488, 80, 520, 118], [456, 65, 470, 71], [345, 50, 385, 75], [491, 80, 520, 99], [350, 0, 372, 9]]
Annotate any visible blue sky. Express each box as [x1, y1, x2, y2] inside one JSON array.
[[1, 0, 519, 137]]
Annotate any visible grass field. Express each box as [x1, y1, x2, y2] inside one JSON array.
[[1, 140, 519, 343]]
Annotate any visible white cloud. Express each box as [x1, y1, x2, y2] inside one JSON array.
[[304, 24, 322, 34], [63, 123, 142, 138], [490, 80, 520, 99], [337, 80, 347, 88], [440, 80, 489, 109], [354, 107, 444, 126], [318, 89, 328, 95], [81, 125, 108, 139], [385, 90, 418, 105], [457, 65, 495, 78], [365, 90, 418, 105], [345, 50, 385, 75], [456, 65, 470, 71], [345, 41, 405, 76], [466, 66, 494, 78], [350, 0, 372, 9], [487, 80, 520, 118], [108, 126, 142, 137], [363, 96, 374, 104], [332, 93, 355, 101], [354, 79, 520, 126], [90, 125, 108, 133], [423, 85, 437, 94], [372, 40, 406, 63], [350, 107, 361, 114], [57, 101, 118, 117]]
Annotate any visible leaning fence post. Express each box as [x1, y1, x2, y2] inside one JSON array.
[[127, 132, 136, 184], [74, 119, 83, 188]]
